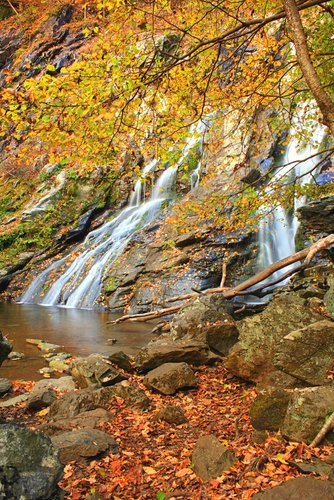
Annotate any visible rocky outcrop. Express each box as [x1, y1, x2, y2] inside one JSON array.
[[0, 424, 63, 499], [170, 294, 239, 356], [225, 292, 322, 387], [192, 435, 235, 481], [273, 320, 334, 386], [298, 195, 334, 235], [143, 362, 198, 395], [281, 386, 334, 444], [135, 335, 218, 373], [253, 477, 334, 499]]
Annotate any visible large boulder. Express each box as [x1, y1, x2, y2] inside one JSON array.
[[192, 435, 235, 481], [273, 320, 334, 386], [135, 334, 218, 373], [26, 388, 57, 412], [0, 424, 63, 499], [0, 378, 11, 396], [281, 386, 334, 444], [48, 383, 149, 420], [71, 354, 126, 388], [225, 293, 322, 386], [32, 376, 76, 393], [249, 387, 291, 432], [170, 294, 238, 355], [0, 332, 12, 366], [38, 408, 112, 436], [143, 362, 198, 395], [253, 477, 334, 499], [51, 429, 118, 464]]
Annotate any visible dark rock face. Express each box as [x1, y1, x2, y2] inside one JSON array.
[[298, 195, 334, 234], [26, 388, 57, 412], [249, 387, 291, 432], [51, 429, 118, 464], [108, 351, 133, 372], [135, 334, 218, 373], [252, 477, 334, 499], [170, 294, 239, 356], [0, 424, 63, 499], [156, 405, 188, 425], [225, 293, 322, 387], [0, 378, 11, 396], [192, 435, 235, 481], [0, 332, 12, 366], [273, 320, 334, 386], [143, 362, 198, 395], [281, 386, 334, 444], [71, 354, 126, 388]]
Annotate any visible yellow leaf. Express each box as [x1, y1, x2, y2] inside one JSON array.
[[143, 466, 157, 475], [37, 408, 49, 416]]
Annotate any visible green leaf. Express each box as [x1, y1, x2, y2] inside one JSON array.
[[46, 64, 56, 72], [157, 492, 166, 500]]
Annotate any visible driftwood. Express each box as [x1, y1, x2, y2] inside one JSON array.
[[107, 234, 334, 325], [310, 413, 334, 447]]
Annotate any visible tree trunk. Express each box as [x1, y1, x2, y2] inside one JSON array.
[[283, 0, 334, 135]]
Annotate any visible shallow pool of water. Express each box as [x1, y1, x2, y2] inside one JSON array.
[[0, 303, 155, 380]]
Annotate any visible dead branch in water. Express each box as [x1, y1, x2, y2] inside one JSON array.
[[107, 234, 334, 324]]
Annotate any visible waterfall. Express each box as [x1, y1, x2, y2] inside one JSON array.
[[255, 120, 325, 287], [20, 120, 208, 309]]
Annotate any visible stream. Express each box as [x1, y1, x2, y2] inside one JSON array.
[[0, 303, 155, 380]]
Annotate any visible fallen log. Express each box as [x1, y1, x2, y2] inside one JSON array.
[[107, 234, 334, 324], [310, 412, 334, 447]]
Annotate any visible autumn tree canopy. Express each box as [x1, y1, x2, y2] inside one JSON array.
[[1, 0, 333, 181]]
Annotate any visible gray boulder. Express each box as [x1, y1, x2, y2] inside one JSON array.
[[135, 334, 218, 373], [253, 477, 334, 499], [51, 429, 118, 464], [281, 386, 334, 444], [192, 435, 235, 481], [38, 408, 112, 436], [143, 362, 198, 395], [32, 376, 76, 393], [0, 332, 12, 366], [0, 424, 63, 499], [26, 388, 57, 412], [170, 294, 238, 356], [274, 320, 334, 386], [249, 387, 291, 431], [71, 354, 126, 388], [49, 383, 149, 420], [225, 293, 322, 386], [0, 378, 11, 396]]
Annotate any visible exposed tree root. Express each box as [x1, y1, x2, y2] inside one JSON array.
[[107, 234, 334, 325]]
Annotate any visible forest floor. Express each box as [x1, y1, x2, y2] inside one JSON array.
[[1, 363, 333, 499]]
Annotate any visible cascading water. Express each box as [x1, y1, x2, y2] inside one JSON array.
[[20, 119, 209, 309], [255, 119, 325, 287]]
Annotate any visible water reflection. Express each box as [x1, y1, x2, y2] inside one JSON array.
[[0, 303, 155, 380]]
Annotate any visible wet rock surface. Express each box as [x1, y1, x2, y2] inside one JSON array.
[[0, 424, 63, 499], [143, 362, 198, 395]]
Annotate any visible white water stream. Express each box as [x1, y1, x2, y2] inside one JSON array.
[[256, 121, 325, 286], [20, 119, 209, 309]]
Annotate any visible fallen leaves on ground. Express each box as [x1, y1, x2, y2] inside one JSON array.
[[1, 364, 333, 499]]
